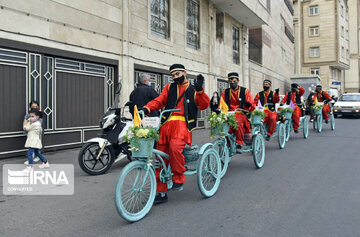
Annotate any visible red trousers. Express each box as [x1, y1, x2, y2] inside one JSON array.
[[229, 113, 251, 145], [155, 120, 190, 193], [264, 110, 278, 137], [292, 107, 302, 131], [322, 104, 330, 121]]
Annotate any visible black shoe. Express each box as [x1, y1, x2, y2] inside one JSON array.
[[294, 130, 299, 134], [325, 120, 329, 124], [236, 145, 242, 154], [154, 193, 168, 205], [172, 182, 183, 191], [265, 135, 271, 141]]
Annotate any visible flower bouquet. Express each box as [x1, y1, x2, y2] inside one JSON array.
[[250, 110, 267, 125], [124, 126, 159, 158], [207, 112, 238, 137], [312, 104, 324, 115]]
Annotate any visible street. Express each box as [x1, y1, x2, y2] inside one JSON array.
[[1, 117, 360, 237]]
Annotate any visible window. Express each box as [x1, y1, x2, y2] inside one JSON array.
[[310, 47, 320, 57], [310, 67, 320, 75], [151, 0, 170, 39], [347, 49, 349, 59], [346, 30, 349, 40], [216, 9, 224, 42], [281, 16, 285, 32], [232, 26, 240, 64], [309, 26, 319, 37], [341, 26, 344, 38], [340, 5, 344, 17], [281, 48, 286, 63], [309, 5, 319, 16], [186, 0, 200, 50], [342, 47, 345, 58]]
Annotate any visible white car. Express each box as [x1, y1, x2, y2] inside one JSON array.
[[333, 93, 360, 118]]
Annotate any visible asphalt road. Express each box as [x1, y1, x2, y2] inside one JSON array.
[[1, 116, 360, 237]]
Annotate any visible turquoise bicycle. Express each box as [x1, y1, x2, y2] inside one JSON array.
[[251, 103, 286, 149], [212, 108, 266, 178], [278, 105, 309, 141], [312, 102, 335, 133], [114, 109, 222, 222]]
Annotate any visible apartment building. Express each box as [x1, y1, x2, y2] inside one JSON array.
[[248, 0, 295, 93], [0, 0, 293, 157], [345, 0, 360, 92], [294, 0, 350, 93]]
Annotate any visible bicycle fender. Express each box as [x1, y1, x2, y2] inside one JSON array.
[[198, 143, 214, 155]]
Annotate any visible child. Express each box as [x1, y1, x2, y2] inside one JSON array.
[[23, 109, 49, 171], [23, 101, 42, 164]]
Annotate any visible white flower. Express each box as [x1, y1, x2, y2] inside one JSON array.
[[217, 117, 222, 122], [224, 116, 228, 121]]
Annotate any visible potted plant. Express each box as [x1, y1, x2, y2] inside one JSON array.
[[312, 104, 324, 115], [124, 126, 159, 158], [207, 112, 238, 137]]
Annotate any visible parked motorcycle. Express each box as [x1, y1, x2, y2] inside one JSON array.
[[78, 84, 133, 175]]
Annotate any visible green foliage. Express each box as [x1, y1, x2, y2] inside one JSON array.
[[207, 112, 238, 137], [251, 110, 267, 118], [312, 105, 324, 111], [279, 108, 294, 114]]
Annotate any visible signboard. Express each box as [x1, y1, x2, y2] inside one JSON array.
[[331, 81, 341, 85], [143, 117, 160, 128]]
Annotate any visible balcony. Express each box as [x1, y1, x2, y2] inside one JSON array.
[[211, 0, 268, 27]]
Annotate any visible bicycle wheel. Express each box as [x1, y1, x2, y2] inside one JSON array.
[[330, 113, 335, 130], [197, 148, 221, 197], [303, 117, 309, 139], [252, 133, 265, 168], [114, 161, 156, 222], [284, 120, 291, 142], [78, 142, 114, 175], [277, 123, 286, 149], [317, 114, 322, 133], [213, 138, 230, 178], [313, 117, 317, 130]]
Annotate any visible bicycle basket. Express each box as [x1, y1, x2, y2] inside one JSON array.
[[251, 115, 263, 125], [130, 138, 154, 158], [211, 123, 230, 136]]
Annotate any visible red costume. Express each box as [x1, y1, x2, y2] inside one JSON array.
[[254, 91, 280, 137], [144, 81, 209, 192], [281, 87, 305, 131], [312, 91, 332, 121], [220, 87, 255, 145]]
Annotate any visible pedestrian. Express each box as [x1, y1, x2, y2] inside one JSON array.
[[219, 72, 255, 152], [280, 83, 305, 133], [129, 72, 159, 117], [210, 91, 220, 113], [23, 101, 42, 165], [307, 90, 315, 122], [23, 109, 49, 172], [142, 64, 209, 204], [254, 79, 280, 141]]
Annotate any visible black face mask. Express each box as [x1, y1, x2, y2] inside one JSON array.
[[263, 86, 270, 91], [316, 89, 321, 93], [291, 88, 297, 92], [230, 83, 238, 89], [174, 75, 185, 84]]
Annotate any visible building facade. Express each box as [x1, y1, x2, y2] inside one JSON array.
[[0, 0, 293, 157], [345, 0, 360, 93], [294, 0, 350, 93]]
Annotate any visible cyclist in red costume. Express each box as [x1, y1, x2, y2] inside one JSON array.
[[143, 64, 210, 204]]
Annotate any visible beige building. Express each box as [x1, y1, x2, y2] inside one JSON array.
[[0, 0, 294, 157], [248, 0, 295, 94], [294, 0, 350, 94], [345, 0, 360, 92]]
